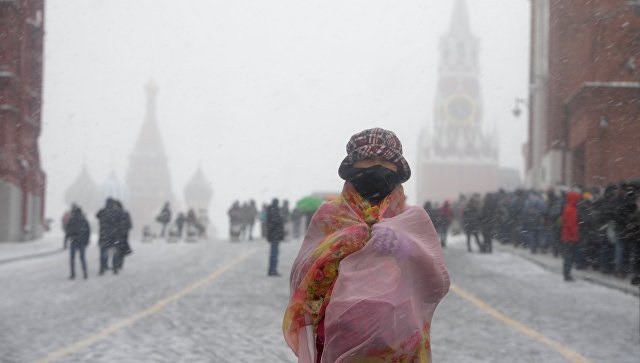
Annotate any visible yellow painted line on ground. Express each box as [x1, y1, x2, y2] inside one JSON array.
[[449, 283, 593, 363], [37, 249, 258, 363]]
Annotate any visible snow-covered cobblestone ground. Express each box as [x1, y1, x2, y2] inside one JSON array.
[[1, 233, 638, 362], [0, 233, 65, 263]]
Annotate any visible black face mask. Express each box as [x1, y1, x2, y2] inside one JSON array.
[[345, 165, 399, 205]]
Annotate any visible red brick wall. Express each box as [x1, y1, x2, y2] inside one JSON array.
[[540, 0, 640, 187], [0, 0, 46, 234], [568, 87, 640, 187], [547, 0, 640, 150]]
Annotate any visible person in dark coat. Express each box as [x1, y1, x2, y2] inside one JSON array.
[[480, 193, 499, 253], [228, 201, 242, 242], [156, 202, 172, 238], [561, 192, 581, 281], [112, 200, 132, 273], [246, 200, 258, 240], [96, 198, 119, 275], [175, 212, 186, 238], [437, 200, 453, 247], [547, 190, 564, 257], [67, 206, 90, 279], [576, 192, 598, 269], [266, 198, 285, 276], [463, 196, 482, 253], [523, 191, 546, 254]]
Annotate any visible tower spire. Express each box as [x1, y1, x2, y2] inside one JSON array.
[[126, 80, 174, 229], [449, 0, 471, 36], [145, 79, 158, 121]]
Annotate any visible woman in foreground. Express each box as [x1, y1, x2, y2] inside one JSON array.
[[283, 128, 450, 363]]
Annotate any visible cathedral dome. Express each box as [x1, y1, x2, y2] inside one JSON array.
[[64, 165, 99, 213], [101, 171, 129, 204], [184, 167, 212, 210]]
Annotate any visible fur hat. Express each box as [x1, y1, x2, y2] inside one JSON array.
[[338, 127, 411, 183]]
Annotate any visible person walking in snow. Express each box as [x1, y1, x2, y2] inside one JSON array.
[[228, 201, 242, 241], [266, 198, 285, 276], [245, 200, 258, 240], [463, 195, 483, 253], [523, 191, 546, 254], [66, 205, 90, 280], [97, 198, 119, 275], [480, 193, 499, 253], [112, 200, 132, 273], [175, 212, 186, 239], [283, 128, 449, 363], [156, 202, 172, 238], [439, 200, 453, 247]]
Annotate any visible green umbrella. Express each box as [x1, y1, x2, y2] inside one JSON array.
[[296, 195, 325, 213]]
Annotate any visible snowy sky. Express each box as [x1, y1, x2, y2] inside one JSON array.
[[41, 0, 530, 234]]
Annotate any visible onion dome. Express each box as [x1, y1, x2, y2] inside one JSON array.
[[64, 164, 99, 214], [100, 170, 129, 204], [184, 167, 213, 210]]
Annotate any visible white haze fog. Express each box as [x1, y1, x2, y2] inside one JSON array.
[[41, 0, 530, 236]]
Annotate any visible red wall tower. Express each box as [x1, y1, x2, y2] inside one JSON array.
[[0, 0, 46, 241]]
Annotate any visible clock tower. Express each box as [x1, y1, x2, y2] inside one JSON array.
[[417, 0, 499, 204]]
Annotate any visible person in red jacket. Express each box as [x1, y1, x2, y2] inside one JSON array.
[[561, 192, 581, 281]]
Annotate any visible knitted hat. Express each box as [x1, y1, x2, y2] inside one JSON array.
[[338, 128, 411, 183]]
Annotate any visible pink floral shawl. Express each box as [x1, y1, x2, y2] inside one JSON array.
[[283, 183, 450, 362]]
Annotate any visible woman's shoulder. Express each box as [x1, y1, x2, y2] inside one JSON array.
[[383, 205, 431, 225], [401, 205, 429, 217]]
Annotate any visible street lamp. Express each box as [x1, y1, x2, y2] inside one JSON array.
[[512, 98, 527, 117]]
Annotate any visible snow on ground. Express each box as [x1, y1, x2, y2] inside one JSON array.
[[0, 233, 65, 262], [1, 232, 638, 362], [434, 234, 640, 363]]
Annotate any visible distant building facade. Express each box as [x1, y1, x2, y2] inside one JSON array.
[[0, 1, 46, 241], [126, 80, 174, 231], [417, 0, 499, 204], [527, 0, 640, 188]]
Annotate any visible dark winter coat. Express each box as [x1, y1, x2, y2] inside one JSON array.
[[561, 192, 581, 243], [577, 199, 598, 241], [463, 200, 481, 234], [96, 202, 119, 247], [116, 210, 132, 248], [66, 209, 90, 247], [266, 203, 285, 243], [157, 205, 171, 225], [480, 194, 499, 233]]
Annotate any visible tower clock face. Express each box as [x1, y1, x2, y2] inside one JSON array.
[[444, 94, 476, 125]]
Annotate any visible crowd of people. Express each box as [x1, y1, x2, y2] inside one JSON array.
[[148, 202, 209, 242], [227, 199, 307, 243], [62, 199, 213, 280], [225, 198, 287, 275], [227, 200, 259, 241], [62, 198, 133, 279], [424, 181, 640, 284], [226, 197, 314, 276]]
